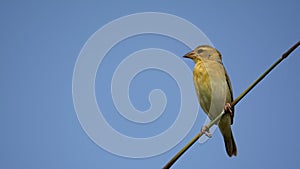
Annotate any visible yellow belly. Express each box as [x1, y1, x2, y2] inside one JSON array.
[[193, 59, 230, 120]]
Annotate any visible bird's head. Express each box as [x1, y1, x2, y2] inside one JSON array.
[[183, 45, 222, 63]]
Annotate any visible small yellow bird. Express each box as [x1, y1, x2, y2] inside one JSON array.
[[183, 45, 237, 157]]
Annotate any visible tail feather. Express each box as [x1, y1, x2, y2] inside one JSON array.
[[224, 130, 237, 157], [218, 120, 237, 157]]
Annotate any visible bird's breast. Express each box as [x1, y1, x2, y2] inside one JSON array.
[[193, 59, 229, 120], [193, 60, 212, 115]]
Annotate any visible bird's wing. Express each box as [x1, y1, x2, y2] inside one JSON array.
[[224, 68, 234, 124]]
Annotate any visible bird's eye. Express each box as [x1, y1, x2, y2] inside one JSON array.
[[197, 49, 203, 54]]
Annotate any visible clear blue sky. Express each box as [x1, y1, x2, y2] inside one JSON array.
[[1, 1, 300, 169]]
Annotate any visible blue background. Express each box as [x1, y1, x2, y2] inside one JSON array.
[[1, 1, 300, 169]]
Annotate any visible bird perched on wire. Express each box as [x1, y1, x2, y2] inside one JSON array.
[[183, 45, 237, 157]]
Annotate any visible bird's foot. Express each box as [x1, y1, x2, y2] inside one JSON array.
[[201, 125, 212, 138], [224, 103, 233, 117]]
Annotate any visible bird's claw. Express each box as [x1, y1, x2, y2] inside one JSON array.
[[202, 125, 212, 138], [224, 103, 233, 117]]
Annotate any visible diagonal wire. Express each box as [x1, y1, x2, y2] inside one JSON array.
[[163, 40, 300, 169]]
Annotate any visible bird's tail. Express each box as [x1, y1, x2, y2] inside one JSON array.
[[219, 122, 237, 157], [224, 129, 237, 157]]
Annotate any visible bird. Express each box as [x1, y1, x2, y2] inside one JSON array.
[[183, 45, 237, 157]]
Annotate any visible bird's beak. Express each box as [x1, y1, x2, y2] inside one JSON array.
[[183, 51, 195, 59]]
